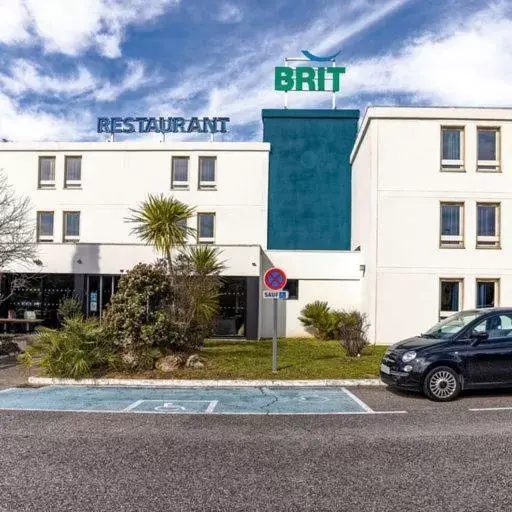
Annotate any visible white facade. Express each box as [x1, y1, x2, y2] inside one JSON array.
[[352, 107, 512, 344], [0, 140, 361, 339]]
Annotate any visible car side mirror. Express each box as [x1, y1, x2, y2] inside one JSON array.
[[470, 330, 489, 345]]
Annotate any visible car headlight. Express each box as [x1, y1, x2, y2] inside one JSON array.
[[402, 351, 417, 363]]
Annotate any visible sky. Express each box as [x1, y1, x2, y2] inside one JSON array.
[[0, 0, 511, 142]]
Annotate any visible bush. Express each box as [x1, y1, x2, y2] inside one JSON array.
[[298, 301, 341, 340], [18, 317, 111, 378], [338, 310, 370, 357], [299, 302, 370, 356], [57, 296, 83, 321]]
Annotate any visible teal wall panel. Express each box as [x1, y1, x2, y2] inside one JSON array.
[[262, 109, 359, 250]]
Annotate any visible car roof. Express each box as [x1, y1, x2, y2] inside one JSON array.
[[472, 307, 512, 314]]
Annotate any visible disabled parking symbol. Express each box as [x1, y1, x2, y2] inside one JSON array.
[[154, 402, 187, 412]]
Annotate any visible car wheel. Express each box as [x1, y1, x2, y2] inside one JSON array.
[[423, 366, 461, 402]]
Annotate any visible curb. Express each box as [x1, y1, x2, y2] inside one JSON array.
[[28, 377, 384, 388]]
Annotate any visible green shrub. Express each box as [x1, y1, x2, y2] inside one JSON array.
[[18, 317, 110, 378], [299, 302, 370, 356], [57, 296, 83, 321], [338, 310, 370, 356], [298, 301, 341, 340], [103, 249, 224, 369]]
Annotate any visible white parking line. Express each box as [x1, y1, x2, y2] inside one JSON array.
[[469, 406, 512, 412], [122, 400, 145, 412], [341, 387, 374, 413], [205, 400, 218, 413]]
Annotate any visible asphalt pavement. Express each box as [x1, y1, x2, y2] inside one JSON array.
[[2, 387, 512, 511]]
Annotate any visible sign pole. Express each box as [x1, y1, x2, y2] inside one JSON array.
[[272, 298, 278, 372], [263, 267, 287, 374]]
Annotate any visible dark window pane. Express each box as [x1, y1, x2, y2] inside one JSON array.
[[478, 130, 497, 161], [172, 158, 188, 183], [65, 212, 80, 237], [441, 281, 459, 311], [283, 279, 298, 300], [39, 157, 55, 181], [38, 212, 54, 236], [200, 158, 216, 182], [442, 129, 461, 160], [441, 205, 460, 235], [65, 157, 81, 181], [477, 205, 496, 236], [477, 282, 495, 308], [198, 214, 214, 239]]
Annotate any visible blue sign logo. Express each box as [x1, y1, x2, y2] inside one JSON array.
[[97, 117, 230, 135], [301, 49, 341, 62]]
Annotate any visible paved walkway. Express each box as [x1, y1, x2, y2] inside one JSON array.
[[0, 356, 30, 388]]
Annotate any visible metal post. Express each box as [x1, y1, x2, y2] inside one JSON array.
[[332, 58, 336, 110], [272, 299, 278, 372]]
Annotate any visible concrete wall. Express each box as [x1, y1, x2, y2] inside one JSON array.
[[352, 107, 512, 344], [260, 250, 362, 338], [0, 142, 270, 248]]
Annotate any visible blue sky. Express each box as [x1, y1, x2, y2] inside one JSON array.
[[0, 0, 510, 141]]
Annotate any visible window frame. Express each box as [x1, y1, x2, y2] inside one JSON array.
[[476, 278, 500, 309], [171, 156, 190, 190], [439, 201, 464, 248], [477, 127, 501, 172], [38, 156, 56, 189], [198, 156, 217, 190], [36, 211, 54, 242], [476, 202, 501, 249], [62, 211, 80, 242], [440, 126, 465, 172], [439, 278, 463, 320], [64, 155, 82, 189], [283, 279, 299, 300], [197, 212, 215, 244]]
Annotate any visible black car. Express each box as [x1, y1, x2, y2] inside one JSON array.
[[380, 307, 512, 401]]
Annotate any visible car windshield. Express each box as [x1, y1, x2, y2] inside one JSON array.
[[423, 310, 486, 339]]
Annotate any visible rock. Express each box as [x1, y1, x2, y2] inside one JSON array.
[[155, 355, 183, 373], [185, 354, 205, 369], [121, 351, 139, 369]]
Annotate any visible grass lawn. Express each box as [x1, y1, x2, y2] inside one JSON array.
[[108, 339, 387, 380]]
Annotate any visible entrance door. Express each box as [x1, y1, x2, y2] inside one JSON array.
[[465, 313, 512, 385]]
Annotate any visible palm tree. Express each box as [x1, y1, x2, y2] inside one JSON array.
[[126, 194, 195, 272]]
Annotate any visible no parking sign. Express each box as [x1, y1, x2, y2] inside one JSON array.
[[264, 267, 287, 291]]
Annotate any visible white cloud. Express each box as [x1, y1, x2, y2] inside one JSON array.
[[215, 2, 244, 23], [343, 3, 512, 106], [0, 0, 180, 58], [0, 92, 92, 141], [145, 0, 512, 143], [0, 59, 156, 102]]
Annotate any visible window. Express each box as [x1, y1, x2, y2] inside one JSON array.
[[476, 279, 499, 308], [199, 157, 216, 189], [65, 156, 82, 188], [38, 156, 56, 188], [477, 128, 500, 171], [171, 157, 189, 189], [476, 203, 500, 248], [440, 202, 464, 248], [197, 213, 215, 243], [36, 212, 54, 242], [63, 211, 80, 242], [472, 313, 512, 340], [441, 127, 464, 171], [283, 279, 298, 300], [440, 279, 463, 319]]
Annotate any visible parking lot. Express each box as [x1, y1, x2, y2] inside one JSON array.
[[2, 384, 512, 416]]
